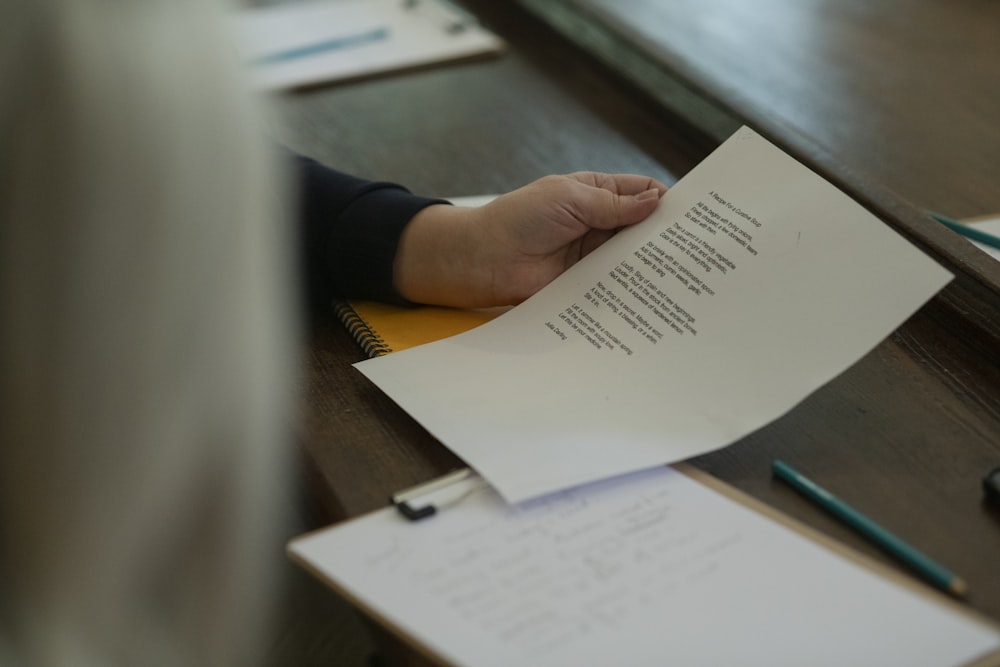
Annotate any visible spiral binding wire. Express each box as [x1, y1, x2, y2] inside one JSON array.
[[332, 300, 393, 358]]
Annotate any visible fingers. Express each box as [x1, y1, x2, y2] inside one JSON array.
[[568, 177, 663, 232], [567, 171, 669, 197]]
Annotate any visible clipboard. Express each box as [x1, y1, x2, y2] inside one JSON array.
[[237, 0, 506, 91], [391, 467, 488, 520], [289, 465, 1000, 667]]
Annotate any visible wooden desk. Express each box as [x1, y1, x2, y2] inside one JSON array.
[[522, 0, 1000, 342], [277, 2, 1000, 658]]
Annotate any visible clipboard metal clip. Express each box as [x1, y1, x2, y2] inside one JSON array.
[[391, 468, 486, 521]]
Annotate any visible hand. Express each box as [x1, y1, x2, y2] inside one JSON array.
[[394, 172, 667, 308]]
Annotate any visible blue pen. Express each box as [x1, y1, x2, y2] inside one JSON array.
[[929, 211, 1000, 251], [253, 27, 390, 66], [772, 460, 968, 597]]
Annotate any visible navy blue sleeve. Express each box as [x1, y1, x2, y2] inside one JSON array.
[[295, 155, 447, 307]]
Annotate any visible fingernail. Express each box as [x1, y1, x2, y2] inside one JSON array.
[[635, 188, 661, 202]]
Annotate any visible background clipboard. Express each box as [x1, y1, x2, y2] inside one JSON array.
[[238, 0, 506, 91], [289, 464, 1000, 667]]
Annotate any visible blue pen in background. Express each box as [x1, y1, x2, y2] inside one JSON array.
[[929, 211, 1000, 251], [253, 26, 390, 66], [772, 459, 968, 597]]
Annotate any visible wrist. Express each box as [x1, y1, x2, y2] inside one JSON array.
[[393, 204, 494, 307]]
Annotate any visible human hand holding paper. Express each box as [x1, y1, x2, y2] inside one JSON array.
[[394, 172, 667, 308], [359, 127, 954, 503]]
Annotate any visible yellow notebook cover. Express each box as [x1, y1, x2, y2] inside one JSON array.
[[333, 299, 507, 357]]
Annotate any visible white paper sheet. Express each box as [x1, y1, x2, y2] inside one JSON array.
[[356, 127, 953, 502], [290, 466, 1000, 667], [237, 0, 504, 91]]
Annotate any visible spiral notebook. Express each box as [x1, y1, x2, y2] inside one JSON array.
[[334, 299, 505, 357], [238, 0, 505, 90]]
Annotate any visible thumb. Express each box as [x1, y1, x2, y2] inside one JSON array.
[[580, 186, 662, 231], [626, 187, 663, 218]]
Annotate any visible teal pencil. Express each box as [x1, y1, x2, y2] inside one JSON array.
[[252, 27, 390, 66], [772, 460, 968, 597], [929, 211, 1000, 251]]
